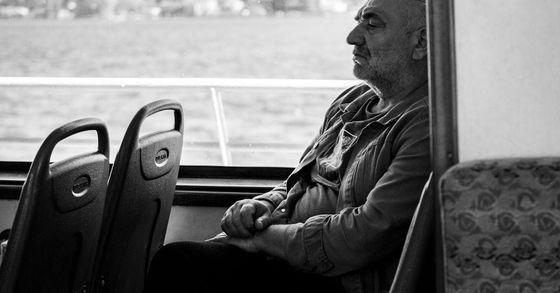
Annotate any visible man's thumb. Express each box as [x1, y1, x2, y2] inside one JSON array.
[[255, 214, 272, 231]]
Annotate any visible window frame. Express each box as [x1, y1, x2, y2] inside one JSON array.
[[0, 161, 292, 207]]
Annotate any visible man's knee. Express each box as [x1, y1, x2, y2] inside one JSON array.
[[153, 242, 185, 261], [150, 242, 200, 273], [149, 241, 232, 273], [149, 243, 203, 286], [145, 242, 202, 292]]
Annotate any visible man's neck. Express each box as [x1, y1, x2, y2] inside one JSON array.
[[368, 79, 428, 113]]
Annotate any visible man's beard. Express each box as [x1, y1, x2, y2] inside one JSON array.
[[353, 63, 396, 93], [352, 53, 407, 94]]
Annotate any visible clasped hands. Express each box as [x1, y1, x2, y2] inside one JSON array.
[[207, 199, 274, 253]]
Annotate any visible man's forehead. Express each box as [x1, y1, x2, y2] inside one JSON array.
[[357, 0, 404, 18], [356, 0, 423, 22], [362, 0, 404, 10], [363, 0, 388, 8]]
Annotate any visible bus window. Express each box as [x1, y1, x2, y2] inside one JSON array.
[[0, 7, 359, 167]]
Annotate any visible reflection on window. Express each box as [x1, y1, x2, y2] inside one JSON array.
[[0, 0, 358, 166]]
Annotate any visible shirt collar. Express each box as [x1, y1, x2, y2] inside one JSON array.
[[338, 83, 428, 125]]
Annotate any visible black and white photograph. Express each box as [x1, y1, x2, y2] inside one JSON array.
[[0, 0, 559, 292]]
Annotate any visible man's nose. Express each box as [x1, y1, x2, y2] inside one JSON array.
[[346, 25, 364, 46]]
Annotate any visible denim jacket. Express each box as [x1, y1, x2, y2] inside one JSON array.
[[255, 83, 431, 293]]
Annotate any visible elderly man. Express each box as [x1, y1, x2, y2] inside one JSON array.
[[144, 0, 429, 292]]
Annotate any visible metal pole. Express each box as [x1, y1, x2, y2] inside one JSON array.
[[210, 88, 232, 166], [428, 0, 458, 291]]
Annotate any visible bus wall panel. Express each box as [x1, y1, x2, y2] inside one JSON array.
[[0, 200, 17, 233], [0, 201, 225, 244], [164, 206, 226, 243], [455, 0, 560, 161]]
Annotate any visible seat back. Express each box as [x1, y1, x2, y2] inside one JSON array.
[[439, 158, 560, 292], [0, 118, 110, 293], [390, 173, 435, 293], [93, 99, 183, 293]]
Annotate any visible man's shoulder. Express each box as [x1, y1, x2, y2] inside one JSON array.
[[406, 96, 430, 117], [385, 96, 430, 136], [394, 95, 429, 121]]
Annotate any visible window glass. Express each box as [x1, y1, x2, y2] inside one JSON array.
[[0, 2, 357, 166]]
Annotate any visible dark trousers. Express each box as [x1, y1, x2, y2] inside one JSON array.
[[144, 241, 345, 293]]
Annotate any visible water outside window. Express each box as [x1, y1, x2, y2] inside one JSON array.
[[0, 1, 358, 166]]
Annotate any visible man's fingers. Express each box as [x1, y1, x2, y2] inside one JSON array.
[[254, 201, 271, 217], [220, 199, 272, 237], [231, 204, 252, 237], [239, 204, 256, 231], [221, 206, 245, 237], [206, 232, 228, 242], [222, 211, 240, 236], [254, 213, 272, 231], [220, 209, 233, 235]]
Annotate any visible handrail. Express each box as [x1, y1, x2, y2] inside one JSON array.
[[0, 77, 357, 90], [0, 77, 357, 165], [210, 88, 232, 165]]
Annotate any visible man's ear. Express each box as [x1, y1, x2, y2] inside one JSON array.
[[412, 27, 427, 60]]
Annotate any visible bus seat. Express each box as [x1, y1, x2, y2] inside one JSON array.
[[390, 173, 435, 293], [93, 99, 183, 293], [439, 158, 560, 292], [0, 118, 110, 293]]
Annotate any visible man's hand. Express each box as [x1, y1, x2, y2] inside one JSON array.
[[207, 232, 259, 254], [220, 199, 273, 238], [208, 225, 296, 262]]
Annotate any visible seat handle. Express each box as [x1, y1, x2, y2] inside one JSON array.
[[35, 118, 110, 167], [132, 99, 184, 135]]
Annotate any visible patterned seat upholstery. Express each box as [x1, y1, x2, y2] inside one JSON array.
[[440, 158, 560, 292]]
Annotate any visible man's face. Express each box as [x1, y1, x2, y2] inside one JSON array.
[[347, 0, 424, 87]]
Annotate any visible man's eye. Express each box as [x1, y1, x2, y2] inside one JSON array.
[[367, 20, 384, 28]]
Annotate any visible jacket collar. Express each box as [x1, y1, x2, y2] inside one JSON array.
[[338, 82, 428, 126]]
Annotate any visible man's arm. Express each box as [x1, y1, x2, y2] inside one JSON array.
[[218, 84, 365, 239], [220, 112, 328, 238], [287, 110, 430, 275], [217, 108, 431, 276]]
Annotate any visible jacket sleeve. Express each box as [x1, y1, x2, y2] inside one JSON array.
[[282, 108, 431, 276]]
